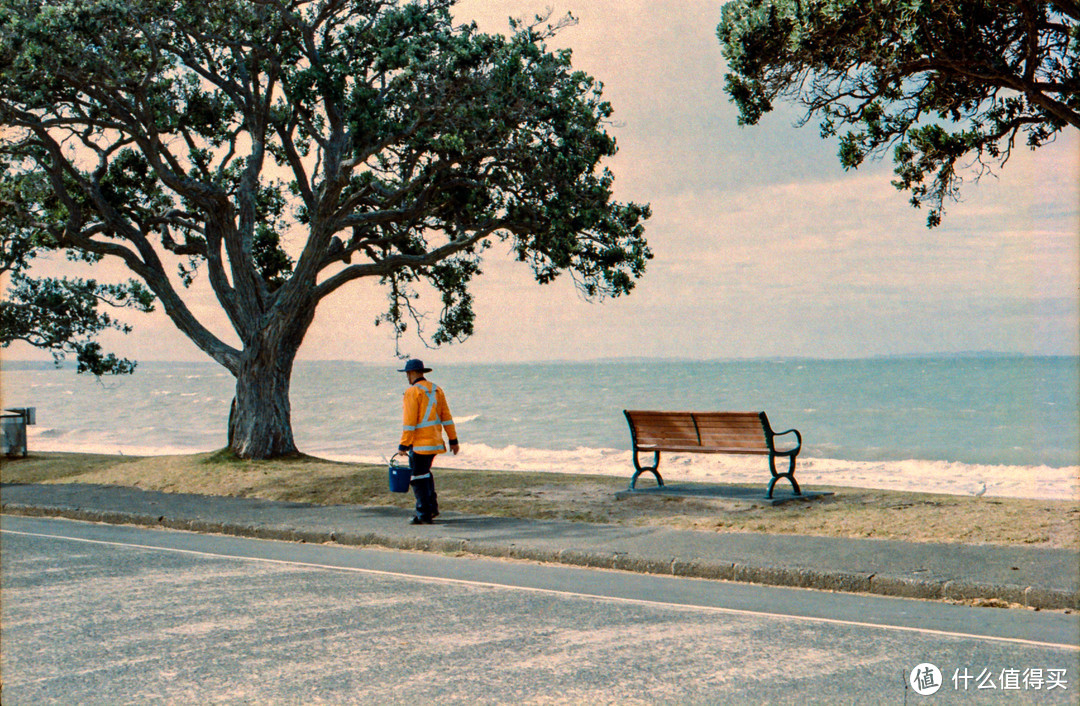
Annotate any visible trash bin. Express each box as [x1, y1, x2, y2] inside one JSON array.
[[2, 407, 35, 457]]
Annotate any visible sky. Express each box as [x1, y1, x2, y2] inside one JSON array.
[[5, 0, 1079, 366]]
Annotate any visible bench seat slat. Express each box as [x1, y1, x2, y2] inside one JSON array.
[[631, 422, 696, 429], [695, 425, 762, 430], [635, 431, 700, 440], [634, 425, 699, 434], [695, 426, 766, 435], [627, 411, 759, 419], [627, 411, 759, 418], [693, 419, 763, 428], [630, 416, 699, 423], [697, 435, 765, 443], [636, 441, 768, 450], [693, 414, 762, 420], [636, 444, 771, 455]]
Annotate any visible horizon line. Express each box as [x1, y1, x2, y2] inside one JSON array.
[[3, 351, 1078, 370]]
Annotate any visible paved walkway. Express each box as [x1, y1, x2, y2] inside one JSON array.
[[2, 482, 1076, 610]]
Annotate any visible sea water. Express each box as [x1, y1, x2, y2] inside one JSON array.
[[2, 356, 1077, 500]]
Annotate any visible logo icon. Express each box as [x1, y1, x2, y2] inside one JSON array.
[[910, 663, 943, 695]]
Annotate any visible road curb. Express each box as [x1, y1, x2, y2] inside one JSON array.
[[4, 502, 1076, 611]]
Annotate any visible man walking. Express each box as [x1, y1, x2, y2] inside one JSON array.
[[398, 359, 459, 524]]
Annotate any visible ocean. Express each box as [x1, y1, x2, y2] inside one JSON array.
[[2, 356, 1077, 500]]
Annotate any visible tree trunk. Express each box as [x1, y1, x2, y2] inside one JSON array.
[[227, 314, 308, 459]]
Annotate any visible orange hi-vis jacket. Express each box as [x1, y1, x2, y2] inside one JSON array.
[[399, 379, 457, 455]]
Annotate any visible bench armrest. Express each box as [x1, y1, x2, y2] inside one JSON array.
[[770, 428, 802, 453]]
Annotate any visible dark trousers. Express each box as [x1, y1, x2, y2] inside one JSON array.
[[409, 451, 439, 520]]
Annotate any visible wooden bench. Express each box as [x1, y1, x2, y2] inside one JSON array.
[[623, 410, 803, 499]]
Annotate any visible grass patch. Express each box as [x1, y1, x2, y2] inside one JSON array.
[[0, 452, 142, 484], [2, 450, 1077, 550]]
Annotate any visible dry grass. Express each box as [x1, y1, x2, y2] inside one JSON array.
[[2, 450, 1078, 550]]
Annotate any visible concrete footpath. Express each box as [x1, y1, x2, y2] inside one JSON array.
[[2, 482, 1077, 610]]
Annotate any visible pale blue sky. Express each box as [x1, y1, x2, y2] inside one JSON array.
[[5, 0, 1078, 365]]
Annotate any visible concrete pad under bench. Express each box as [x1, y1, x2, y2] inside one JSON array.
[[615, 483, 834, 506]]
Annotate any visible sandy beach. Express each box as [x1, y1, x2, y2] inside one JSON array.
[[346, 446, 1080, 502], [20, 433, 1080, 503]]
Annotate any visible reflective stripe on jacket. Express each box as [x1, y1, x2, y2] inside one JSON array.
[[400, 380, 457, 455]]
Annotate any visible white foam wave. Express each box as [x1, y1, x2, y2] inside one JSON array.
[[25, 438, 216, 458], [28, 427, 66, 438], [331, 443, 1079, 502]]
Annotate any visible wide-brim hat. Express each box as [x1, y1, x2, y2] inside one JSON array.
[[397, 358, 432, 373]]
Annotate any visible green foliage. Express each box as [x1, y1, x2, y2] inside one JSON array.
[[0, 272, 155, 375], [0, 156, 157, 375], [718, 0, 1079, 227], [1, 0, 650, 368]]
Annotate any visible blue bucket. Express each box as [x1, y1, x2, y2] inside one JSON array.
[[388, 454, 412, 493]]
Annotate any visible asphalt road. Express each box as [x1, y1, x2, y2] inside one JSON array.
[[2, 516, 1077, 704]]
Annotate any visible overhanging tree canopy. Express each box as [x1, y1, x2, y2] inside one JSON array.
[[0, 0, 651, 457], [717, 0, 1079, 226], [1, 197, 155, 375]]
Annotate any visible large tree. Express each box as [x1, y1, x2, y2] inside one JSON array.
[[717, 0, 1079, 226], [0, 0, 651, 458]]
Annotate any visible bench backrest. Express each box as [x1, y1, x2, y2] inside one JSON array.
[[624, 410, 768, 451]]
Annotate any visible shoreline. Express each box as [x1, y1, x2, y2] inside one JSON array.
[[20, 440, 1080, 502]]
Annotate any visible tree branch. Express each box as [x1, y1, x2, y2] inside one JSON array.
[[313, 225, 496, 301]]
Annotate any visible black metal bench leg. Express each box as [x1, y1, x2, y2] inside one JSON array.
[[630, 450, 664, 490], [767, 453, 801, 499]]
